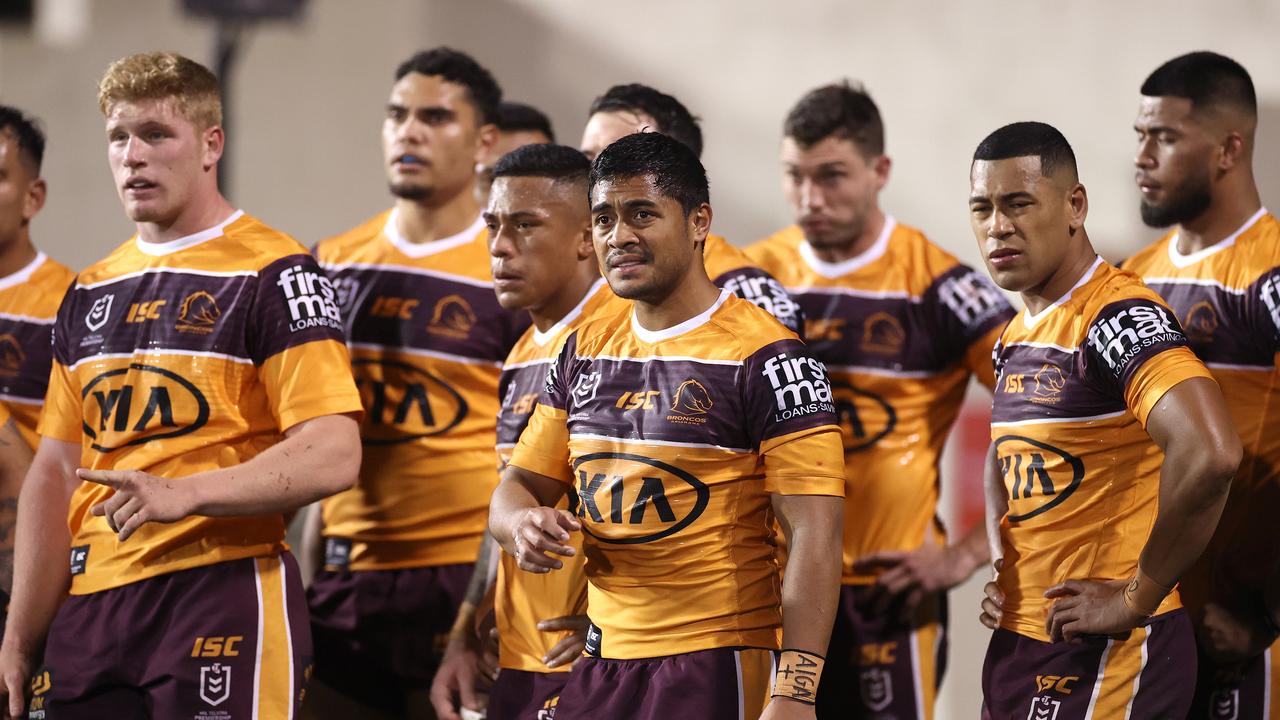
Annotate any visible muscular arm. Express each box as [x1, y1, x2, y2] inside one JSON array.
[[84, 413, 362, 541], [488, 465, 576, 573], [982, 440, 1007, 565], [0, 421, 33, 596], [773, 494, 843, 654]]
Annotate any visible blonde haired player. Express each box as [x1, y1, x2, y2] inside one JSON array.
[[0, 52, 363, 718]]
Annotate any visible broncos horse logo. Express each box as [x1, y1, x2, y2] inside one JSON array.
[[176, 291, 221, 334], [1033, 363, 1066, 399], [671, 379, 713, 415]]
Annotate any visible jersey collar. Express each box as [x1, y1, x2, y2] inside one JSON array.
[[533, 278, 609, 347], [630, 290, 730, 344], [0, 251, 48, 292], [1022, 255, 1104, 329], [134, 210, 245, 257], [1167, 207, 1267, 269], [384, 208, 485, 259]]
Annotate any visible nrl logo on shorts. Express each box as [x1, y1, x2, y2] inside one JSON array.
[[572, 371, 602, 404], [199, 663, 231, 706], [859, 667, 893, 712], [1028, 695, 1061, 720], [85, 294, 115, 332], [1210, 688, 1239, 720]]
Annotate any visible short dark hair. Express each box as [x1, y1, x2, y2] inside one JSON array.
[[588, 84, 703, 157], [395, 47, 502, 124], [1141, 51, 1256, 116], [0, 105, 46, 173], [493, 143, 589, 185], [590, 132, 709, 215], [784, 81, 884, 157], [972, 121, 1078, 181], [495, 101, 555, 142]]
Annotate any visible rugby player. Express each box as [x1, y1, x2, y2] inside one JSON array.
[[0, 51, 364, 718], [307, 47, 528, 719], [747, 82, 1014, 718], [433, 144, 620, 719], [474, 101, 555, 206], [1122, 51, 1280, 718], [580, 83, 804, 335], [970, 121, 1241, 719], [490, 131, 846, 720]]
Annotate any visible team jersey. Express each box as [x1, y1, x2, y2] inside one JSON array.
[[0, 252, 75, 448], [316, 209, 528, 570], [989, 258, 1214, 641], [38, 211, 362, 595], [747, 219, 1014, 583], [508, 291, 846, 659], [703, 234, 804, 335], [1122, 209, 1280, 602], [494, 279, 625, 673]]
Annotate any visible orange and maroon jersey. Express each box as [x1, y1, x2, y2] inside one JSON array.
[[990, 258, 1213, 641], [494, 279, 624, 672], [1122, 209, 1280, 602], [316, 209, 529, 570], [0, 252, 75, 448], [39, 211, 363, 595], [747, 219, 1014, 583], [703, 234, 803, 335], [509, 291, 845, 659]]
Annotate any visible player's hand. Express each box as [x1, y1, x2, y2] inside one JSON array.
[[506, 508, 579, 573], [0, 644, 33, 719], [537, 614, 589, 669], [79, 468, 195, 541], [1044, 578, 1145, 643], [428, 629, 495, 720], [1198, 601, 1278, 665], [758, 696, 815, 720], [979, 564, 1005, 630], [855, 543, 977, 622]]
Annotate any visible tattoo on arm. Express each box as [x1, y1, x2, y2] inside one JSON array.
[[0, 497, 17, 595], [464, 533, 496, 606]]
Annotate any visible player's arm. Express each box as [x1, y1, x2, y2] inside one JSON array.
[[431, 531, 500, 720], [0, 436, 79, 717], [979, 440, 1008, 629], [80, 413, 361, 542], [489, 464, 576, 574], [0, 418, 33, 597], [1046, 376, 1240, 641]]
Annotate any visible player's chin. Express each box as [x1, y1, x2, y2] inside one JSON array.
[[494, 287, 532, 311], [123, 199, 170, 224], [603, 272, 653, 301]]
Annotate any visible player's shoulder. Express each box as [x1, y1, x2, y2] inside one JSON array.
[[32, 254, 76, 288], [223, 213, 312, 266], [1232, 212, 1280, 274], [314, 209, 392, 262], [745, 225, 804, 268], [566, 301, 633, 356], [884, 220, 971, 288], [703, 233, 760, 280], [1118, 232, 1173, 274], [707, 293, 800, 357]]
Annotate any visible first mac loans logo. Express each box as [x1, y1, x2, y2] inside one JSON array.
[[277, 265, 341, 332], [1086, 303, 1181, 375], [761, 351, 834, 421]]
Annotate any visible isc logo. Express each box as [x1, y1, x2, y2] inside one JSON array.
[[858, 642, 898, 665], [572, 452, 709, 544], [125, 300, 166, 323], [81, 364, 210, 453], [615, 390, 659, 411], [192, 636, 244, 658], [1035, 675, 1079, 694], [369, 296, 419, 320]]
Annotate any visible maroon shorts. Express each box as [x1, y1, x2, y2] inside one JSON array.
[[31, 553, 310, 720], [553, 647, 775, 720], [1191, 638, 1280, 719], [817, 584, 948, 718], [306, 562, 472, 713], [487, 668, 570, 719], [981, 609, 1196, 720]]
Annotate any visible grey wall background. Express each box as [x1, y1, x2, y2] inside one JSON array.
[[4, 1, 1279, 715]]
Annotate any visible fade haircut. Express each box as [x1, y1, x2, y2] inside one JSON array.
[[493, 143, 588, 185], [784, 81, 884, 158], [395, 47, 502, 125], [1141, 51, 1256, 116], [972, 121, 1078, 182], [590, 132, 709, 215], [588, 84, 703, 157], [0, 105, 46, 173], [98, 52, 221, 129], [496, 101, 555, 142]]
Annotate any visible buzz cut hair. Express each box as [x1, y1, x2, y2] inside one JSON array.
[[590, 132, 709, 216], [496, 101, 555, 143], [97, 52, 221, 129], [0, 105, 46, 173], [972, 121, 1078, 182], [395, 47, 502, 125], [493, 143, 589, 185], [1141, 51, 1256, 117]]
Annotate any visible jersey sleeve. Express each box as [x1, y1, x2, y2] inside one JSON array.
[[714, 267, 806, 336], [1250, 263, 1280, 356], [249, 254, 364, 432], [742, 338, 845, 495], [924, 264, 1016, 373], [507, 332, 576, 483], [1082, 298, 1213, 427], [37, 286, 83, 443]]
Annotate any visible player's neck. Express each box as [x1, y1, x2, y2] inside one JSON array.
[[135, 190, 236, 245], [1175, 181, 1263, 254], [1021, 235, 1098, 316], [810, 209, 885, 264], [394, 191, 480, 245], [0, 233, 38, 280], [633, 269, 721, 334], [528, 267, 601, 334]]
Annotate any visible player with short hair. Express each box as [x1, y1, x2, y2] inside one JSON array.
[[308, 47, 528, 719], [0, 51, 364, 719], [747, 82, 1013, 719], [490, 131, 846, 720], [580, 83, 803, 336], [1122, 51, 1280, 719], [475, 101, 556, 206], [433, 143, 623, 719], [971, 121, 1241, 719]]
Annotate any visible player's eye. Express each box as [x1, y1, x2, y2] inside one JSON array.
[[423, 109, 453, 125], [517, 221, 535, 231], [594, 214, 613, 227], [485, 222, 498, 233], [634, 210, 653, 221], [387, 108, 407, 123]]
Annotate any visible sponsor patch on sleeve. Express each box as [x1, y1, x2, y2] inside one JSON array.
[[717, 269, 804, 334], [250, 255, 348, 363], [1256, 267, 1280, 349], [748, 339, 838, 444], [1084, 298, 1189, 390]]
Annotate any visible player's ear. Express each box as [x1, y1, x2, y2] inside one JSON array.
[[1218, 131, 1247, 171], [872, 154, 892, 190], [688, 203, 712, 245], [22, 177, 46, 222], [1067, 182, 1088, 232], [474, 123, 499, 164], [202, 125, 225, 171]]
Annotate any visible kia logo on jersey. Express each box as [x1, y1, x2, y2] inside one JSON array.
[[80, 364, 211, 453], [570, 452, 709, 544]]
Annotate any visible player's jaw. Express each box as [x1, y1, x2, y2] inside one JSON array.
[[1137, 170, 1212, 228]]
